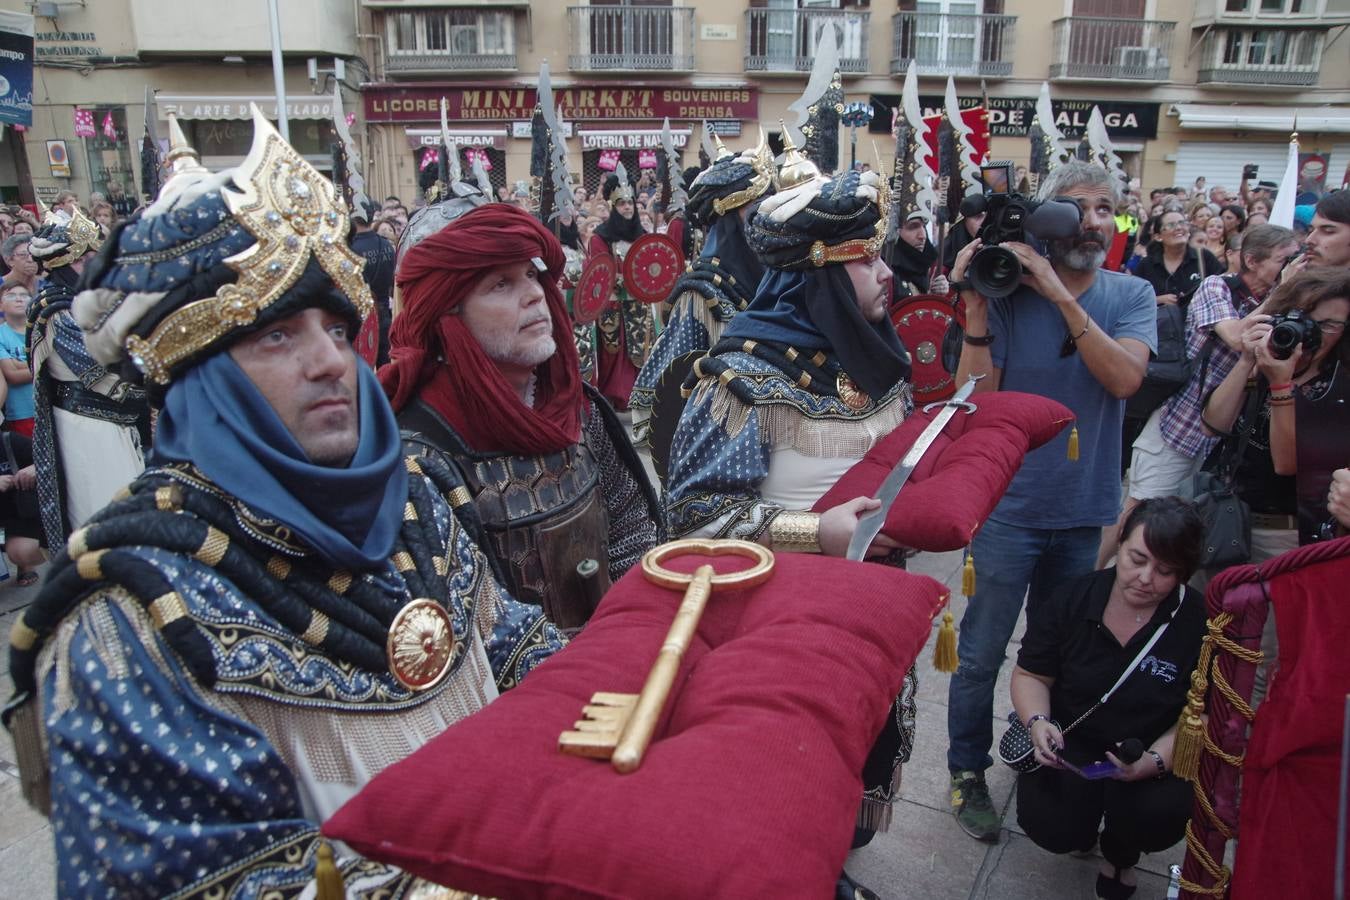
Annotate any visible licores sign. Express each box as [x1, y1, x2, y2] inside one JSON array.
[[365, 86, 756, 124]]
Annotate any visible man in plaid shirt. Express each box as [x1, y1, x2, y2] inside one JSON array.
[[1099, 223, 1301, 565]]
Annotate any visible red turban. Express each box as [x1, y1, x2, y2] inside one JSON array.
[[379, 203, 585, 455]]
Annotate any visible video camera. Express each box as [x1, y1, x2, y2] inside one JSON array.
[[966, 193, 1084, 298]]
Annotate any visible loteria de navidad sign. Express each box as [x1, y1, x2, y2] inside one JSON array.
[[364, 84, 757, 124]]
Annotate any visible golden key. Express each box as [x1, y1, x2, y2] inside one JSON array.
[[559, 539, 775, 773]]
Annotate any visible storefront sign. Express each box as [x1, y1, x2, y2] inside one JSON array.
[[157, 95, 335, 121], [510, 120, 574, 139], [869, 95, 1159, 141], [405, 129, 506, 150], [579, 129, 690, 151], [365, 85, 757, 124], [0, 10, 34, 127]]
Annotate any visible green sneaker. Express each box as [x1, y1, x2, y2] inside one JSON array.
[[950, 770, 1001, 842]]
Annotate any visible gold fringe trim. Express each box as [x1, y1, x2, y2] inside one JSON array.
[[7, 699, 51, 815], [689, 378, 908, 458]]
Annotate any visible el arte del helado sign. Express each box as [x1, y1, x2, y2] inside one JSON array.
[[869, 95, 1159, 141]]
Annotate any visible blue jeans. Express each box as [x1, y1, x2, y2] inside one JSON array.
[[946, 518, 1101, 773]]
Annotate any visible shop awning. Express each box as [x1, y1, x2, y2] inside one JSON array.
[[156, 95, 335, 121], [1172, 103, 1350, 134]]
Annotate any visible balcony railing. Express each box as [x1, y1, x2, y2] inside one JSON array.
[[744, 8, 870, 74], [567, 5, 695, 72], [1048, 16, 1175, 81], [383, 8, 518, 74], [387, 50, 518, 74], [1196, 28, 1323, 86], [890, 11, 1015, 78]]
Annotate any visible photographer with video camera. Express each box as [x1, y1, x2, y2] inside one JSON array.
[[1202, 267, 1350, 553], [1012, 497, 1207, 900], [943, 161, 1157, 843]]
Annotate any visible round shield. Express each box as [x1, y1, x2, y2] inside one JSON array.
[[573, 253, 617, 325], [622, 233, 685, 305], [355, 308, 381, 367], [891, 293, 965, 405]]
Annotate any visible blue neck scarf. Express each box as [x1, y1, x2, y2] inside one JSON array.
[[153, 352, 409, 570], [724, 267, 911, 398]]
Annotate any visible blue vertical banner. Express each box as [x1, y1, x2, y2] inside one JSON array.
[[0, 11, 34, 129]]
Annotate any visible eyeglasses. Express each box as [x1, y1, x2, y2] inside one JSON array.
[[1314, 318, 1347, 334], [1161, 220, 1188, 231]]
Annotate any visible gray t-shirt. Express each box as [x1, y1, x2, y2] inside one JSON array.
[[987, 269, 1157, 529]]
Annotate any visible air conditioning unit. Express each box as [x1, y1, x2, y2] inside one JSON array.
[[1116, 46, 1160, 69]]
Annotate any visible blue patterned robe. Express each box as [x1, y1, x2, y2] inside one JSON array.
[[21, 461, 564, 899]]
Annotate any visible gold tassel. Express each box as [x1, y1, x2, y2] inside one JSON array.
[[962, 552, 976, 598], [933, 608, 959, 673], [1067, 425, 1079, 461], [314, 840, 344, 900], [1172, 675, 1207, 784]]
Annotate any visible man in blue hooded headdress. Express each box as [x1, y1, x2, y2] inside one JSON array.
[[664, 140, 914, 900], [2, 112, 565, 899], [629, 135, 774, 450]]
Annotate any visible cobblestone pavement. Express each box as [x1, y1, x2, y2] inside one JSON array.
[[0, 550, 1186, 898]]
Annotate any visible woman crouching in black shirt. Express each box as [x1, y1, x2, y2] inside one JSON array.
[[1011, 497, 1206, 900]]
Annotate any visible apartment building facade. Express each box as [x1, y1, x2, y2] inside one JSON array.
[[6, 0, 1350, 206]]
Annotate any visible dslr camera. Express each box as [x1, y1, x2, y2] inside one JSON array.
[[1267, 309, 1322, 361], [966, 194, 1084, 298]]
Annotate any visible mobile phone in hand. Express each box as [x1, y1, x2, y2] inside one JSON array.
[[1055, 750, 1121, 780]]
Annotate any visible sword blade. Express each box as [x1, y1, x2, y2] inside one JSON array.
[[845, 377, 981, 561]]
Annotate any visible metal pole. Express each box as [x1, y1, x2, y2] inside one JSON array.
[[850, 126, 857, 172], [266, 0, 289, 142], [1336, 694, 1350, 900]]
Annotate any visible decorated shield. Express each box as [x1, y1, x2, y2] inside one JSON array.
[[355, 308, 381, 366], [573, 252, 617, 325], [648, 350, 704, 487], [891, 293, 965, 405], [622, 232, 685, 304]]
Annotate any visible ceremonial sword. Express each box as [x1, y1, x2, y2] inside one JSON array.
[[845, 374, 983, 561]]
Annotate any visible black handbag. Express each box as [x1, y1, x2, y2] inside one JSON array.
[[1, 432, 39, 521], [1186, 383, 1263, 570], [998, 597, 1182, 773], [1125, 302, 1194, 421]]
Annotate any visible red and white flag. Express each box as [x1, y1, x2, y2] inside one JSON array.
[[102, 111, 117, 141], [73, 108, 95, 138]]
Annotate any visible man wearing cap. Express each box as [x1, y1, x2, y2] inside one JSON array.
[[664, 145, 913, 899], [381, 203, 662, 632], [943, 161, 1156, 843], [26, 208, 149, 550], [3, 111, 566, 898], [629, 137, 775, 449]]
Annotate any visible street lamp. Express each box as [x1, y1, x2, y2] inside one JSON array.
[[841, 101, 874, 172]]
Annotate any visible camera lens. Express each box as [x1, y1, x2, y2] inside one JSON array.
[[968, 246, 1023, 298], [1268, 314, 1322, 361]]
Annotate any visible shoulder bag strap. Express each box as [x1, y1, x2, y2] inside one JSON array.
[[1059, 588, 1186, 736], [0, 432, 16, 477]]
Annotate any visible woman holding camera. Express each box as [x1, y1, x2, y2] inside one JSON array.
[[1203, 267, 1350, 552], [1013, 497, 1206, 900]]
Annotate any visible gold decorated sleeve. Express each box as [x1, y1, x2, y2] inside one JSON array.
[[768, 510, 822, 554]]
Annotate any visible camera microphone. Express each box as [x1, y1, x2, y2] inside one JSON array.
[[1116, 738, 1145, 764]]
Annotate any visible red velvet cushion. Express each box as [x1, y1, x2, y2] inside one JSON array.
[[325, 549, 946, 899], [813, 391, 1074, 551]]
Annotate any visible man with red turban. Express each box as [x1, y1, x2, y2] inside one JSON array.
[[381, 204, 662, 630]]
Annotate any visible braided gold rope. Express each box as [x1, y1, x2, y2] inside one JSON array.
[[1180, 821, 1231, 896], [1193, 785, 1235, 840]]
